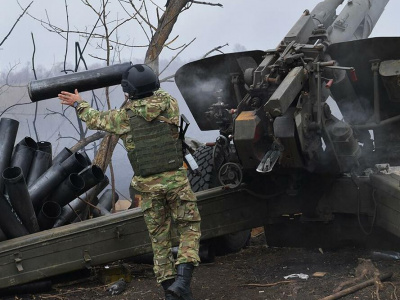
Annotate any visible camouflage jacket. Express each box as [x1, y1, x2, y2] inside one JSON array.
[[76, 89, 189, 194]]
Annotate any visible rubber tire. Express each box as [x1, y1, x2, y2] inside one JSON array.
[[188, 145, 251, 257], [188, 145, 218, 191]]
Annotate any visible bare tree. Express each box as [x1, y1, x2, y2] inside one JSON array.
[[22, 0, 222, 209]]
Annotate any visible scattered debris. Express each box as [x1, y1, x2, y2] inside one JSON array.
[[333, 258, 380, 293], [242, 280, 294, 288], [283, 273, 309, 280], [312, 272, 327, 278], [251, 227, 265, 238], [319, 272, 393, 300], [372, 250, 400, 260], [99, 263, 132, 284], [106, 278, 127, 296]]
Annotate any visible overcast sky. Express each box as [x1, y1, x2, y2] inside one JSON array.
[[1, 0, 399, 197], [1, 0, 399, 72]]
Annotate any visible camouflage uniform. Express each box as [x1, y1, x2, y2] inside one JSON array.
[[76, 90, 201, 283]]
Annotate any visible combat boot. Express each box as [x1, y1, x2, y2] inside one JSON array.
[[167, 263, 194, 300], [161, 278, 180, 300]]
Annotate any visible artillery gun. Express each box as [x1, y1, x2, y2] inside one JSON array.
[[176, 0, 400, 248], [0, 0, 400, 292]]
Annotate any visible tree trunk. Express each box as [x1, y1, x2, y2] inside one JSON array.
[[92, 134, 119, 172], [145, 0, 188, 72]]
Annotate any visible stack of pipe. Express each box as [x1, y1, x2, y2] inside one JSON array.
[[92, 189, 119, 218], [0, 117, 116, 241]]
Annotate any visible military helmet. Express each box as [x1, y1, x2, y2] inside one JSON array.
[[121, 64, 160, 99]]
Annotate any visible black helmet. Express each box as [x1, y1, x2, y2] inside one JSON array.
[[121, 64, 160, 99]]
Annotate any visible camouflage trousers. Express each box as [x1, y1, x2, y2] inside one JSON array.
[[139, 182, 201, 283]]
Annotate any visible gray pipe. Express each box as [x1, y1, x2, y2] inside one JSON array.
[[48, 173, 85, 207], [10, 137, 38, 179], [98, 189, 119, 211], [0, 228, 7, 242], [328, 0, 389, 43], [79, 151, 92, 166], [37, 201, 62, 230], [91, 204, 112, 218], [78, 165, 105, 194], [52, 147, 73, 166], [37, 141, 52, 156], [28, 62, 133, 102], [3, 167, 40, 233], [0, 194, 29, 239], [311, 0, 344, 28], [92, 189, 119, 218], [52, 175, 109, 228], [28, 152, 89, 210], [0, 118, 19, 194], [26, 150, 52, 187], [0, 280, 52, 297]]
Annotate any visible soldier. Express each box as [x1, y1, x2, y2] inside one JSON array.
[[58, 64, 201, 300]]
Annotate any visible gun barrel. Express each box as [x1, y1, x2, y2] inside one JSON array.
[[284, 0, 343, 44], [311, 0, 344, 28], [28, 62, 132, 102], [328, 0, 390, 43]]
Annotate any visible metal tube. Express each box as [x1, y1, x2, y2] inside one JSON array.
[[366, 0, 390, 35], [10, 137, 38, 179], [78, 165, 105, 194], [371, 60, 381, 124], [28, 62, 133, 102], [3, 167, 40, 233], [37, 201, 62, 230], [91, 203, 112, 218], [26, 150, 52, 187], [0, 194, 29, 238], [37, 141, 52, 156], [0, 280, 52, 297], [28, 152, 89, 210], [52, 175, 109, 228], [0, 228, 7, 242], [52, 147, 73, 166], [98, 189, 119, 212], [92, 189, 119, 218], [317, 63, 322, 128], [0, 118, 19, 194], [79, 150, 92, 166], [48, 173, 85, 207], [327, 0, 389, 43], [311, 0, 344, 28]]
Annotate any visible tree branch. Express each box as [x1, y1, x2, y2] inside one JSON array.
[[191, 1, 223, 7], [159, 37, 195, 77], [202, 43, 229, 58], [31, 32, 40, 142], [0, 1, 33, 47], [70, 131, 107, 152]]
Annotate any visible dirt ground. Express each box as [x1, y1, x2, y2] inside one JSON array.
[[4, 231, 400, 300]]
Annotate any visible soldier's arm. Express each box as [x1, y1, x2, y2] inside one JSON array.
[[76, 101, 130, 135], [58, 89, 130, 135]]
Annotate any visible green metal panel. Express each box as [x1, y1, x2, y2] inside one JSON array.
[[265, 66, 307, 117], [0, 186, 267, 289], [370, 173, 400, 238]]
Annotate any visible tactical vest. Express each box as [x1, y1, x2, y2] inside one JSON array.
[[126, 109, 183, 177]]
